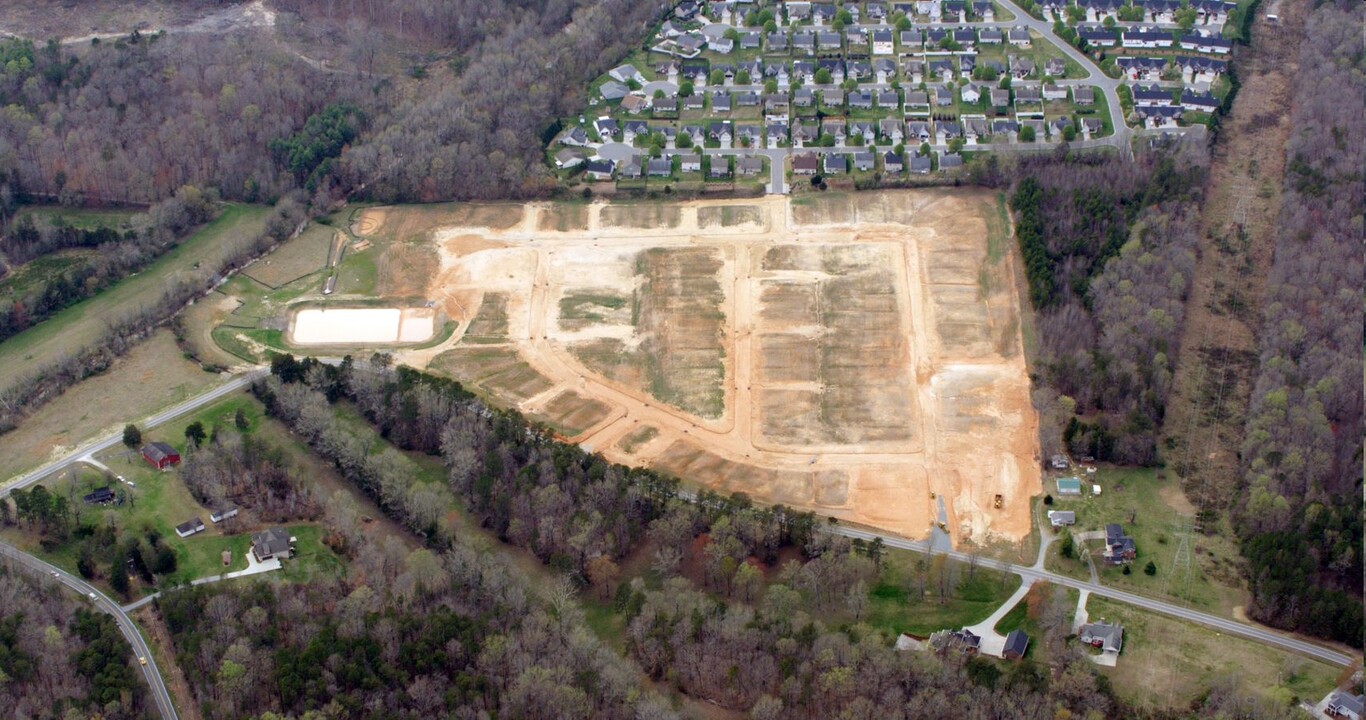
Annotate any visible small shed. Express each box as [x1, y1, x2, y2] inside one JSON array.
[[175, 517, 206, 539], [1002, 629, 1030, 660], [1056, 477, 1082, 495], [210, 508, 239, 523], [141, 442, 180, 470]]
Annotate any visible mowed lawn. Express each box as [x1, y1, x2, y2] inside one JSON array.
[[1043, 466, 1248, 615], [864, 551, 1022, 637], [4, 391, 347, 596], [1086, 597, 1340, 711], [0, 203, 269, 393]]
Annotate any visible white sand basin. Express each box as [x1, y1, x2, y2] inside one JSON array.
[[291, 307, 436, 345]]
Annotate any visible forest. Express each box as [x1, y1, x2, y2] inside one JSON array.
[[1233, 0, 1363, 647], [0, 564, 150, 719], [226, 355, 1300, 719], [991, 149, 1205, 465], [0, 0, 666, 209]]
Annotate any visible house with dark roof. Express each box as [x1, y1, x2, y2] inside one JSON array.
[[1181, 89, 1219, 112], [938, 152, 964, 171], [559, 126, 590, 146], [883, 151, 905, 174], [792, 153, 821, 175], [1073, 86, 1095, 105], [738, 156, 764, 176], [647, 157, 672, 177], [584, 158, 615, 180], [141, 442, 180, 470], [853, 151, 875, 172], [251, 527, 294, 562], [909, 154, 932, 174], [1079, 621, 1124, 653], [600, 81, 630, 101], [1002, 629, 1030, 660], [83, 487, 115, 505], [1079, 27, 1118, 47], [175, 517, 206, 539], [823, 154, 846, 175], [1103, 523, 1137, 564]]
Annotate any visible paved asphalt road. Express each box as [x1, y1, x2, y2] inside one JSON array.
[[0, 540, 180, 720], [2, 368, 268, 496], [832, 525, 1359, 667], [2, 364, 1354, 720], [992, 0, 1133, 157]]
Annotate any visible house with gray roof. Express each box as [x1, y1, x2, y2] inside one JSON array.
[[1079, 622, 1124, 653], [251, 527, 294, 562]]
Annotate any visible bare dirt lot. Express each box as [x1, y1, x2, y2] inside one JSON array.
[[344, 192, 1039, 545]]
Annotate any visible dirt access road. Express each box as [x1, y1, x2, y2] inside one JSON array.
[[355, 192, 1040, 546]]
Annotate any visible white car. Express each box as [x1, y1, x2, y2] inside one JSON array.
[[51, 571, 59, 578], [88, 592, 97, 600]]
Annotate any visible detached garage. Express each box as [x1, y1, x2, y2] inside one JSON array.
[[141, 442, 181, 470]]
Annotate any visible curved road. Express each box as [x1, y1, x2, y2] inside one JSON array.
[[4, 364, 1356, 691], [988, 0, 1132, 157], [0, 540, 179, 720]]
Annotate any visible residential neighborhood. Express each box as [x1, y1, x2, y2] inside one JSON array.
[[549, 0, 1235, 190]]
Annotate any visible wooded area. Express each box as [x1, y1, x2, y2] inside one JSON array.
[[998, 151, 1205, 465], [0, 565, 150, 719], [233, 355, 1299, 719], [0, 0, 665, 209], [1234, 0, 1363, 647]]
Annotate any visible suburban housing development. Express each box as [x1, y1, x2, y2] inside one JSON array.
[[550, 0, 1234, 189]]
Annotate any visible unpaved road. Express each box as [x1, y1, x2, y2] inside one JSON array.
[[356, 193, 1040, 545]]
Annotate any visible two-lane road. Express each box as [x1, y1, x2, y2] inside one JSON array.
[[832, 525, 1358, 668], [2, 368, 268, 497], [0, 541, 179, 720]]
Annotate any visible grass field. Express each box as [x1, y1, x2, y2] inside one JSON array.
[[0, 204, 269, 393], [15, 205, 141, 231], [1044, 467, 1247, 615], [243, 223, 333, 289], [1086, 597, 1340, 710], [0, 330, 217, 482], [3, 391, 349, 596], [864, 551, 1021, 637]]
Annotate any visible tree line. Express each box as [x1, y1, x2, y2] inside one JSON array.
[[1234, 0, 1363, 647], [0, 563, 150, 718], [180, 425, 322, 526], [242, 355, 1298, 719], [0, 194, 308, 434], [0, 186, 216, 343]]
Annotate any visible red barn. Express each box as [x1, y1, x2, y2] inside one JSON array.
[[141, 442, 181, 470]]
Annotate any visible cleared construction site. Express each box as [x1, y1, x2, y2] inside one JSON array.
[[351, 190, 1040, 545]]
